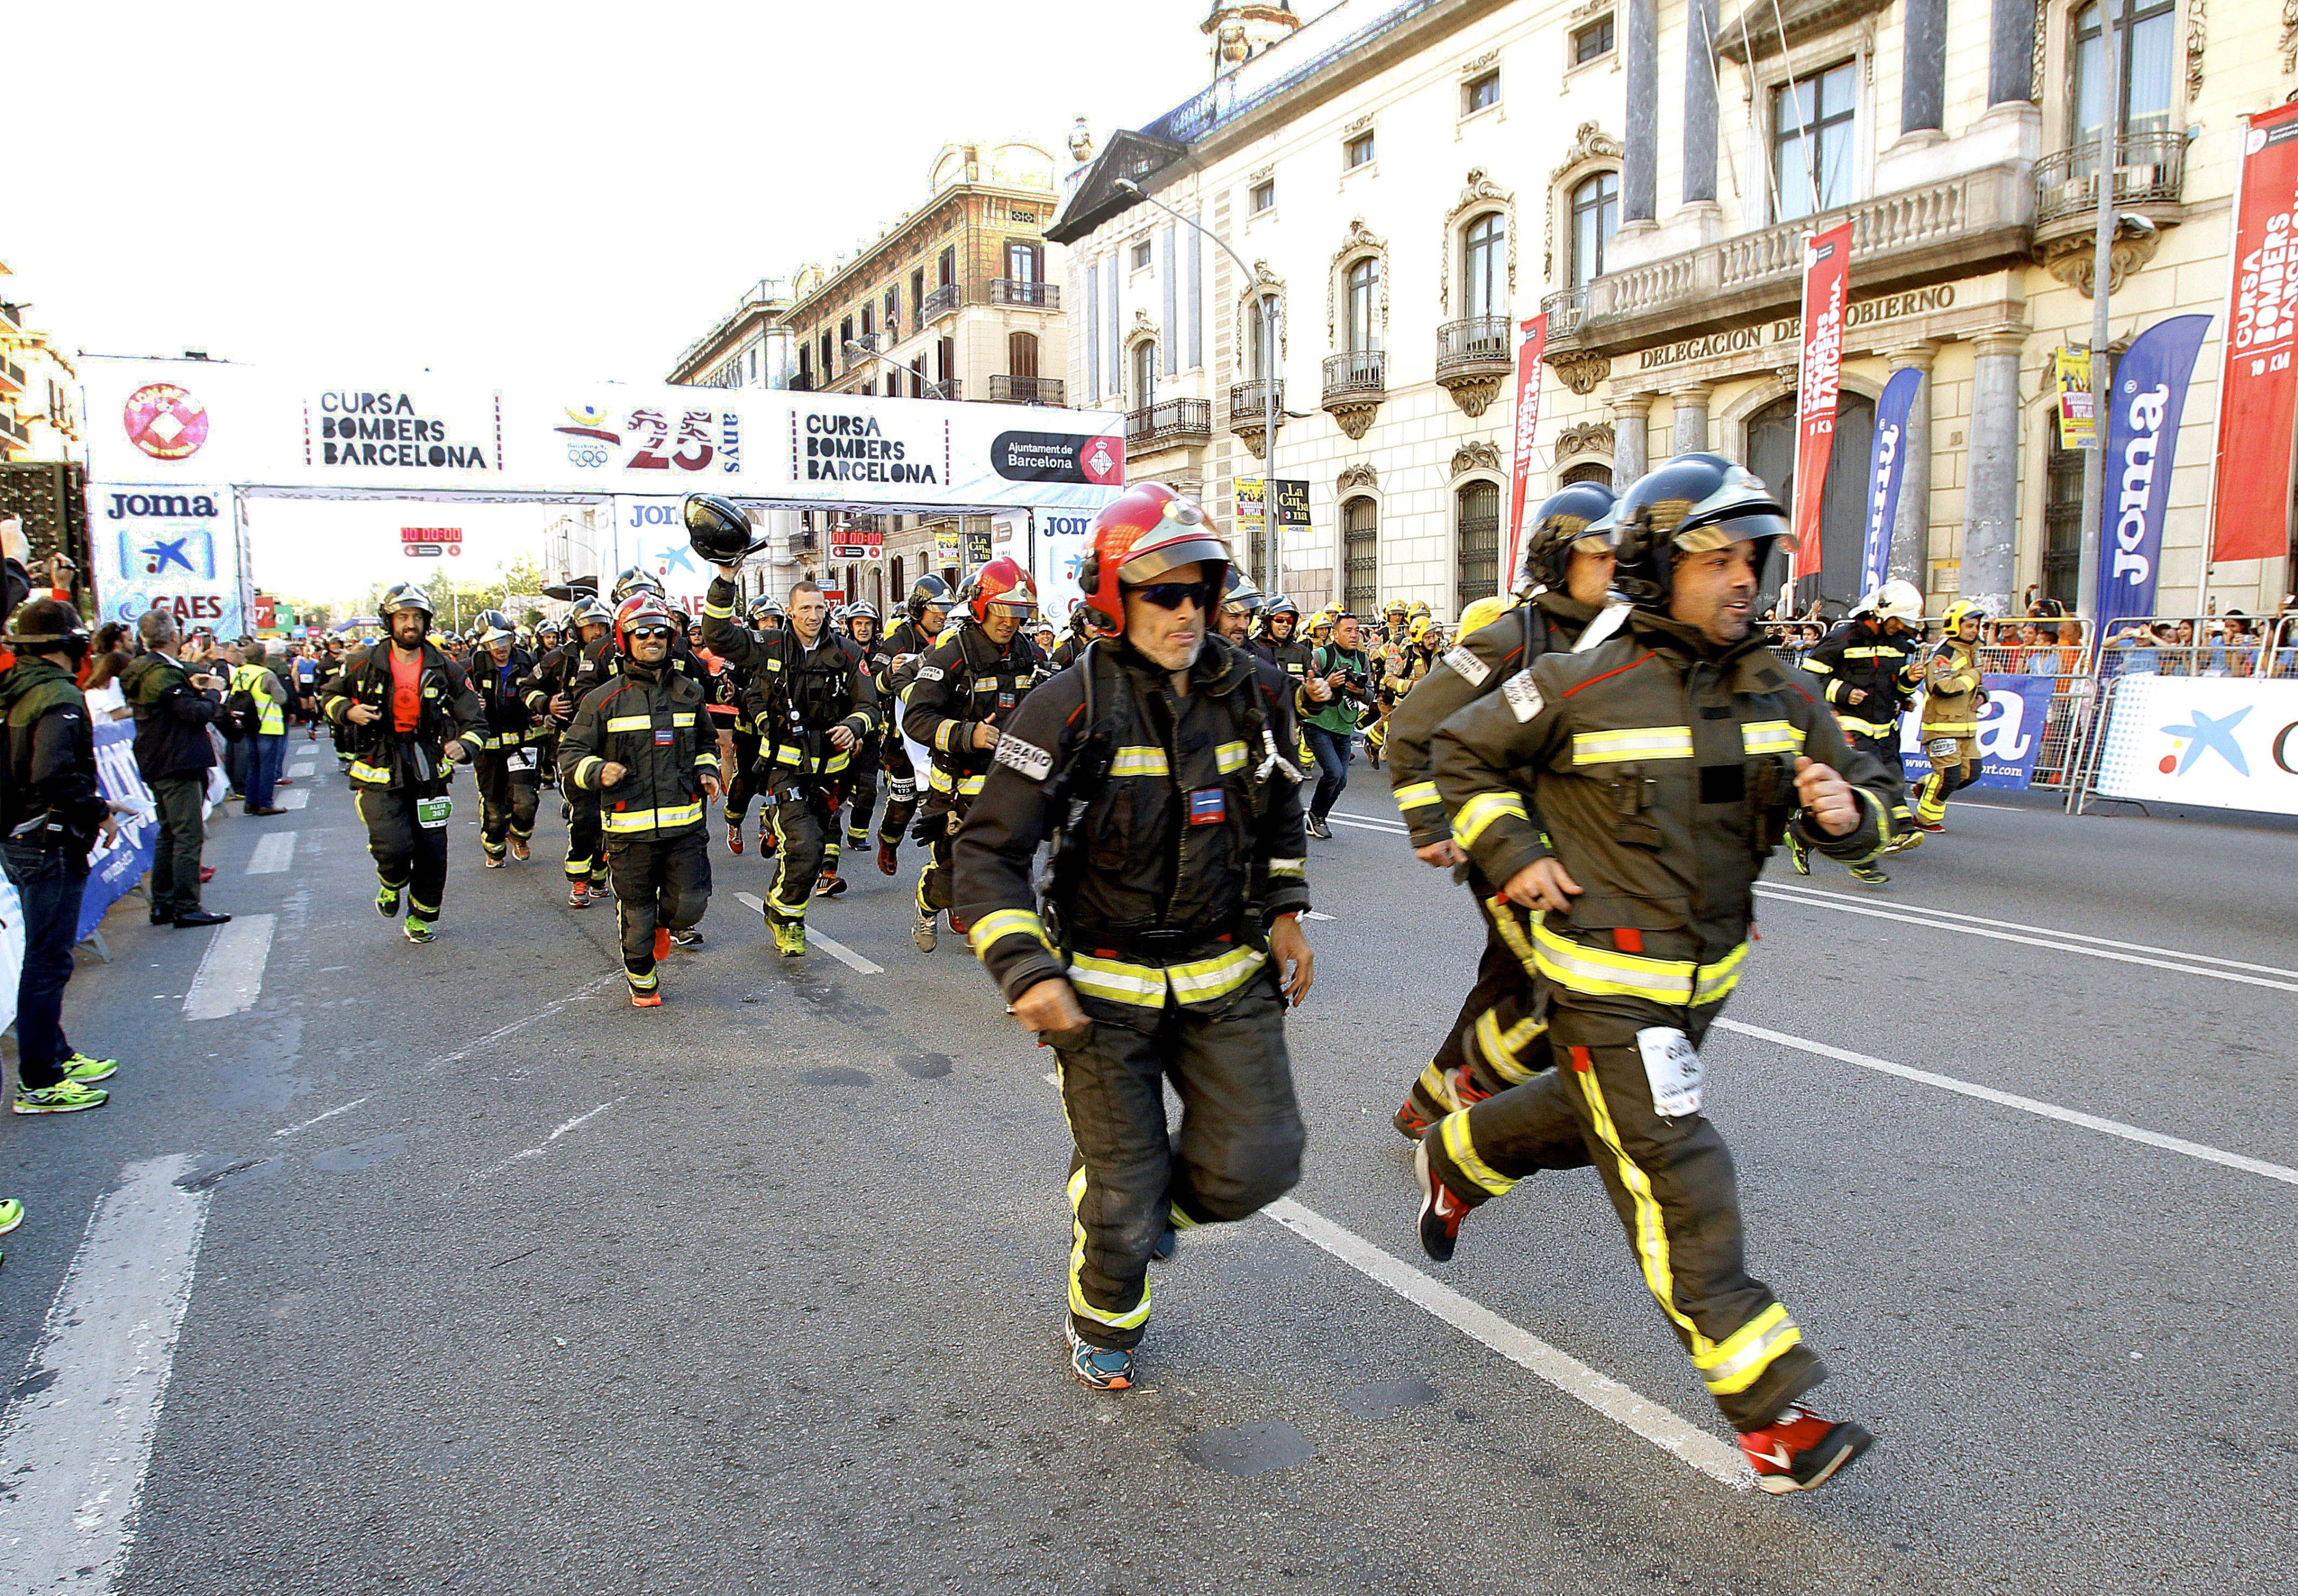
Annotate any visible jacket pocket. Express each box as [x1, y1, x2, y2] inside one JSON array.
[[1557, 891, 1690, 932]]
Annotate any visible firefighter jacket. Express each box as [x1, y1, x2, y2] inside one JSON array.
[[1429, 609, 1894, 985], [323, 641, 485, 793], [1799, 619, 1921, 742], [527, 637, 614, 730], [469, 646, 544, 751], [1253, 635, 1316, 691], [1051, 633, 1089, 670], [904, 624, 1046, 811], [874, 617, 943, 710], [1386, 589, 1605, 850], [1918, 635, 1984, 739], [701, 583, 878, 783], [1381, 643, 1438, 701], [558, 657, 719, 841], [953, 634, 1312, 1012]]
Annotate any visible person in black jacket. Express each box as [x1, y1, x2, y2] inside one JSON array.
[[466, 610, 544, 868], [322, 584, 484, 944], [869, 575, 953, 875], [953, 484, 1316, 1393], [121, 608, 230, 928], [528, 599, 616, 905], [2, 600, 124, 1117]]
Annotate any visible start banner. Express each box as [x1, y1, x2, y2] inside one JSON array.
[[2092, 674, 2298, 814], [1899, 673, 2057, 791]]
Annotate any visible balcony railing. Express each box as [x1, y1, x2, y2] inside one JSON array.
[[989, 374, 1066, 404], [920, 283, 962, 323], [1322, 349, 1386, 400], [989, 279, 1060, 310], [1228, 380, 1285, 423], [0, 353, 23, 395], [923, 379, 962, 402], [1126, 398, 1213, 450], [1541, 288, 1588, 341], [2033, 129, 2188, 227], [1436, 316, 1514, 374]]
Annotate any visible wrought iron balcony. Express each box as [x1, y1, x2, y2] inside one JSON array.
[[2033, 129, 2188, 228], [989, 279, 1061, 310], [920, 283, 962, 323], [1436, 317, 1514, 376], [0, 353, 22, 395], [989, 374, 1065, 404], [1126, 398, 1212, 451], [1541, 289, 1588, 341], [1228, 381, 1285, 456], [923, 379, 962, 402], [1322, 348, 1386, 401]]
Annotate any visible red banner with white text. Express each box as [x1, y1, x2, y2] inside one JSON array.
[[1503, 313, 1548, 589], [1791, 222, 1852, 583], [2210, 101, 2298, 563]]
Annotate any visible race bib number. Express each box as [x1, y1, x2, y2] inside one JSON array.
[[508, 747, 538, 772], [1926, 737, 1961, 760], [993, 733, 1054, 782], [1636, 1027, 1704, 1119], [1442, 645, 1491, 687], [1501, 670, 1545, 723], [916, 665, 945, 683], [415, 796, 453, 830]]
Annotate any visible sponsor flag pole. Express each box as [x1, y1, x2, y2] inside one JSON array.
[[1790, 222, 1853, 608], [1503, 313, 1549, 594]]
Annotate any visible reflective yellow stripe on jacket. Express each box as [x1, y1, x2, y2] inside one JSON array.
[[1452, 791, 1526, 849], [1530, 915, 1748, 1006], [1393, 780, 1440, 813], [927, 766, 985, 796], [1739, 720, 1806, 756], [1572, 726, 1694, 764], [969, 908, 1056, 958], [1110, 746, 1169, 777], [1066, 945, 1266, 1009]]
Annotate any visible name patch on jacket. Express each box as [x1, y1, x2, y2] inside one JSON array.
[[1501, 670, 1545, 722], [654, 727, 674, 746], [993, 733, 1053, 782], [1188, 787, 1227, 826], [916, 665, 945, 683], [1441, 644, 1490, 687]]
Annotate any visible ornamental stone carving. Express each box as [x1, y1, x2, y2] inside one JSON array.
[[1556, 421, 1615, 460], [1545, 124, 1622, 283], [1451, 440, 1503, 477], [1549, 349, 1612, 395], [1446, 377, 1505, 418], [1337, 463, 1379, 492], [1327, 400, 1382, 442], [2040, 223, 2164, 297], [1327, 217, 1390, 345], [1440, 168, 1517, 318]]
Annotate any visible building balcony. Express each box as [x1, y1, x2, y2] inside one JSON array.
[[1436, 315, 1514, 417], [923, 379, 962, 401], [988, 374, 1065, 404], [1126, 397, 1212, 452], [988, 279, 1061, 311], [0, 353, 22, 396], [0, 303, 20, 337], [2031, 130, 2188, 295], [1228, 380, 1285, 457], [1571, 163, 2034, 364], [920, 283, 962, 323], [1321, 349, 1385, 441], [0, 407, 32, 452]]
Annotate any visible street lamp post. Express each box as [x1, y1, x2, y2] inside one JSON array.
[[1115, 178, 1279, 591]]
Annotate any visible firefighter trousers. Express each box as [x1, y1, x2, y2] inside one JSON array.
[[913, 803, 961, 917], [1914, 735, 1977, 825], [877, 737, 919, 850], [357, 785, 450, 924], [1048, 972, 1305, 1351], [1847, 729, 1913, 831], [562, 789, 606, 884], [608, 828, 711, 993], [474, 749, 540, 860], [840, 741, 880, 852], [1403, 884, 1556, 1124], [765, 777, 838, 925], [725, 730, 764, 823], [1424, 987, 1822, 1432]]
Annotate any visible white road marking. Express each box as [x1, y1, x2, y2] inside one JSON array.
[[415, 974, 620, 1076], [272, 788, 310, 811], [1717, 1018, 2298, 1188], [1752, 884, 2298, 992], [472, 1100, 620, 1182], [182, 914, 275, 1020], [734, 891, 884, 971], [1324, 813, 1407, 835], [1266, 1199, 1750, 1488], [287, 761, 314, 777], [246, 830, 298, 874], [1303, 911, 1335, 922], [1042, 1071, 1061, 1087], [273, 1096, 370, 1139], [0, 1155, 211, 1590]]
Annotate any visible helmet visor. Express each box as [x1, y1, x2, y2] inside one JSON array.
[[1118, 534, 1229, 586]]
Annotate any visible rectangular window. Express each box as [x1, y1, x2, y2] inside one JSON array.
[[1250, 179, 1275, 213], [1572, 16, 1614, 64], [883, 288, 899, 339], [1464, 70, 1500, 114], [859, 304, 874, 341], [1345, 130, 1375, 168], [1006, 241, 1041, 284], [1772, 60, 1857, 221], [839, 315, 854, 364], [910, 268, 926, 317], [1131, 238, 1152, 271]]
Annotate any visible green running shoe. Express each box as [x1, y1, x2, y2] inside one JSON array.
[[403, 919, 436, 945], [377, 882, 403, 917], [61, 1053, 117, 1084], [0, 1197, 23, 1234], [13, 1080, 110, 1115], [1784, 832, 1811, 876], [1850, 865, 1890, 889], [1064, 1321, 1134, 1391]]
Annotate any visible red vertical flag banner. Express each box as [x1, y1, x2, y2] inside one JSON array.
[[1503, 313, 1549, 589], [1791, 222, 1853, 583], [2210, 101, 2298, 563]]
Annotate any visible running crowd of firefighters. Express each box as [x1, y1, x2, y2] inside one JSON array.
[[166, 454, 2009, 1493]]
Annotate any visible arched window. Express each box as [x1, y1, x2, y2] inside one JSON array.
[[2074, 0, 2177, 148], [890, 554, 905, 603], [1248, 294, 1280, 378], [1010, 331, 1039, 379], [1132, 340, 1157, 407], [1463, 213, 1506, 322], [1743, 390, 1878, 608], [1561, 460, 1613, 488], [1342, 498, 1379, 617], [1456, 481, 1501, 613], [1344, 257, 1381, 353], [1570, 172, 1620, 288]]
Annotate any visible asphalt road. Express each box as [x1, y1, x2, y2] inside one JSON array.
[[0, 739, 2291, 1595]]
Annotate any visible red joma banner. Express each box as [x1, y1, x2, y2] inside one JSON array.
[[1503, 313, 1548, 588], [2210, 101, 2298, 563], [1791, 222, 1852, 582]]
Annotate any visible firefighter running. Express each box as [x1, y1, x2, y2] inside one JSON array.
[[1914, 600, 1987, 834], [872, 574, 955, 877], [530, 596, 618, 906], [465, 609, 545, 869], [1792, 579, 1925, 883]]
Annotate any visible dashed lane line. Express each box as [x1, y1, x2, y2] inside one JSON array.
[[1717, 1017, 2298, 1188], [272, 788, 310, 811], [287, 761, 314, 777], [734, 893, 885, 973], [1323, 813, 1407, 835], [0, 1155, 211, 1590], [272, 1096, 370, 1139], [246, 830, 298, 874], [470, 1100, 620, 1183], [182, 914, 275, 1020]]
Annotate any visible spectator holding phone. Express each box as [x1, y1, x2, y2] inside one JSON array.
[[1300, 611, 1376, 839]]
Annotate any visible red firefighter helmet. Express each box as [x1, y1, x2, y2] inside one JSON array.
[[1077, 482, 1230, 630], [613, 592, 678, 655], [959, 555, 1039, 621]]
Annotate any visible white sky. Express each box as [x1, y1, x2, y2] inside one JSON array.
[[9, 0, 1225, 606]]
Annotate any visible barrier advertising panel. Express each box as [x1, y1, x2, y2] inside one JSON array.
[[2092, 675, 2298, 814], [1900, 674, 2056, 791]]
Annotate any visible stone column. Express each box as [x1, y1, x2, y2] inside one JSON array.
[[1988, 0, 2037, 106], [1684, 0, 1719, 204], [1902, 0, 1947, 133], [1669, 384, 1711, 454], [1613, 392, 1655, 481], [1624, 0, 1659, 223], [1960, 331, 2026, 615], [1887, 342, 1938, 587]]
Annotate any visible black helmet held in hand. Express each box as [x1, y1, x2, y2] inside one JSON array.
[[683, 492, 768, 567], [1608, 453, 1788, 609], [1516, 481, 1618, 596]]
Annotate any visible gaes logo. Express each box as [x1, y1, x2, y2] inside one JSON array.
[[123, 383, 209, 461]]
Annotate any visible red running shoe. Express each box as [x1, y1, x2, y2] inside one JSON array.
[[629, 988, 662, 1009], [652, 927, 672, 963], [946, 908, 969, 937], [1413, 1139, 1471, 1263], [1447, 1065, 1495, 1110], [726, 821, 744, 855], [1737, 1402, 1873, 1494], [1393, 1096, 1437, 1140], [876, 841, 899, 877]]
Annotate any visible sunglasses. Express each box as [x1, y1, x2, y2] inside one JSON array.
[[627, 626, 676, 642], [1129, 579, 1212, 612]]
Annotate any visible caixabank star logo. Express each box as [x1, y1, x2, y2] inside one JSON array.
[[2157, 705, 2250, 776]]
